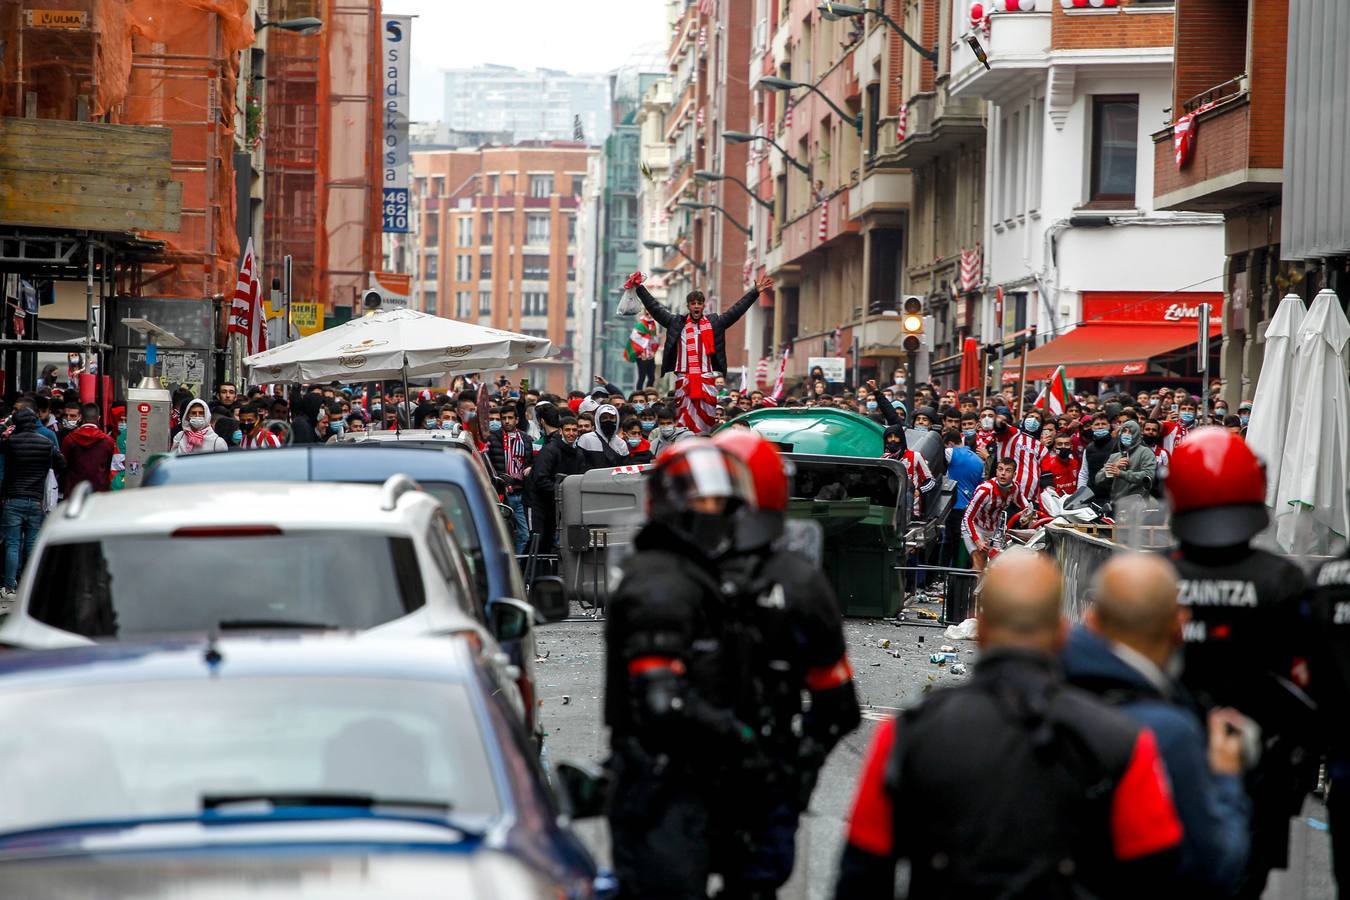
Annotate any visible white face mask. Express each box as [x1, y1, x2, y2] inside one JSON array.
[[980, 416, 994, 430], [188, 416, 207, 430]]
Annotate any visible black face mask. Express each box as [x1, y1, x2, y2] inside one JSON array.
[[885, 441, 902, 454], [240, 420, 256, 433], [1143, 433, 1160, 447], [678, 511, 733, 554], [1056, 447, 1072, 460], [993, 420, 1010, 434]]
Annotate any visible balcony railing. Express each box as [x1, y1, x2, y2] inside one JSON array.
[[1182, 75, 1246, 116]]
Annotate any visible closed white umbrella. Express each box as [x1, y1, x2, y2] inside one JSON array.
[[1273, 289, 1350, 554], [244, 308, 554, 383], [1245, 294, 1306, 506]]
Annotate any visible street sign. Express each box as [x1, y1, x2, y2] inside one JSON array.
[[370, 272, 412, 310], [25, 9, 87, 28], [808, 356, 847, 383], [380, 15, 412, 233], [291, 301, 322, 336]]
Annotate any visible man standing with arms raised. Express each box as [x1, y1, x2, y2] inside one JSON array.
[[630, 271, 773, 434]]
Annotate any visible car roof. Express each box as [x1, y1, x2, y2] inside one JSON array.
[[145, 446, 484, 487], [49, 481, 440, 539], [0, 633, 479, 690]]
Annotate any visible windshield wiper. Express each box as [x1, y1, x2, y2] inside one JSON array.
[[202, 792, 451, 814], [216, 619, 338, 631]]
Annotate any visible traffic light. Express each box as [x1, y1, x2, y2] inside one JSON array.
[[901, 296, 924, 352]]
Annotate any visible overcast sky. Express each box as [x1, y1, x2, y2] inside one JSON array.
[[383, 0, 669, 121]]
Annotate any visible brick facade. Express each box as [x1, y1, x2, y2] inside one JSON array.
[[1171, 0, 1246, 112], [1051, 5, 1174, 51], [1246, 0, 1287, 171], [1153, 99, 1252, 199]]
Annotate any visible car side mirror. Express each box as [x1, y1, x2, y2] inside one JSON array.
[[529, 575, 568, 623], [556, 760, 609, 821], [488, 597, 533, 643]]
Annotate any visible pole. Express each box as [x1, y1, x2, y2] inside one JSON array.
[[284, 254, 294, 343], [1015, 325, 1035, 420], [85, 241, 94, 364], [1198, 301, 1210, 423], [992, 286, 1005, 395], [399, 360, 410, 437], [905, 349, 917, 420]]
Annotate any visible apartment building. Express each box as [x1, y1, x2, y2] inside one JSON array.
[[443, 65, 611, 144], [410, 143, 593, 394], [950, 0, 1226, 393]]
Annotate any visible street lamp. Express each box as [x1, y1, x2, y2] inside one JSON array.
[[642, 239, 708, 274], [256, 16, 323, 35], [651, 266, 675, 275], [723, 131, 810, 175], [758, 74, 860, 130], [694, 170, 774, 212], [677, 200, 752, 238], [817, 2, 937, 65]]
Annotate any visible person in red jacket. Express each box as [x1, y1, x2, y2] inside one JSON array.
[[60, 403, 116, 494], [1040, 432, 1081, 512]]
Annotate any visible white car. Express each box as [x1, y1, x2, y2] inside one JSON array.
[[0, 477, 534, 716]]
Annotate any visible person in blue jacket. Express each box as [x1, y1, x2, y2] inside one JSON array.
[[941, 428, 985, 569], [1062, 551, 1251, 897]]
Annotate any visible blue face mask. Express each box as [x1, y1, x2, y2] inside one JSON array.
[[626, 437, 641, 447], [640, 420, 656, 432], [866, 401, 878, 411], [1240, 414, 1250, 426], [1093, 428, 1110, 440], [488, 420, 502, 433], [1023, 417, 1041, 433], [1119, 432, 1135, 447], [118, 422, 127, 434], [330, 421, 345, 436], [1180, 412, 1196, 425], [962, 428, 976, 438], [634, 403, 646, 413], [231, 430, 243, 445]]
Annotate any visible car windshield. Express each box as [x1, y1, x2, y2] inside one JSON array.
[[27, 534, 426, 638], [0, 677, 500, 834]]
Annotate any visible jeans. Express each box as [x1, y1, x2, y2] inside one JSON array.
[[506, 492, 529, 554], [3, 498, 45, 590]]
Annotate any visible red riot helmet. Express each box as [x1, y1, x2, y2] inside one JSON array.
[[647, 439, 757, 553], [1165, 427, 1268, 547], [712, 428, 794, 550]]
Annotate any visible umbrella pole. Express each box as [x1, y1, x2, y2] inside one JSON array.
[[399, 361, 410, 437]]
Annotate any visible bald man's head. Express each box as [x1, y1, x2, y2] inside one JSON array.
[[978, 549, 1065, 652], [1086, 552, 1184, 667]]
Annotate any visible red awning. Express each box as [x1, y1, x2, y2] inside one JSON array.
[[1014, 322, 1221, 381]]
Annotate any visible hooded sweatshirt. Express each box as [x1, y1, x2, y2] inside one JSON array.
[[1092, 419, 1155, 502], [648, 421, 694, 456], [1, 408, 65, 502], [171, 399, 228, 456], [61, 421, 117, 494], [577, 403, 629, 470]]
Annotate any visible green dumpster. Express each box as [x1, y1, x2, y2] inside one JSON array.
[[719, 408, 914, 617]]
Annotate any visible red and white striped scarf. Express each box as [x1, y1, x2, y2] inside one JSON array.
[[504, 429, 526, 480], [677, 316, 717, 434]]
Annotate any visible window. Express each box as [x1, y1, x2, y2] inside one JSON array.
[[1028, 97, 1044, 212], [522, 292, 549, 316], [566, 260, 576, 282], [488, 174, 499, 194], [479, 255, 492, 279], [456, 254, 472, 281], [456, 217, 473, 248], [479, 291, 491, 315], [571, 175, 584, 197], [1090, 96, 1138, 203], [526, 214, 550, 244], [456, 291, 472, 319], [529, 175, 553, 198], [424, 254, 438, 279], [480, 213, 493, 243], [523, 255, 549, 279], [566, 292, 575, 317], [566, 214, 576, 243]]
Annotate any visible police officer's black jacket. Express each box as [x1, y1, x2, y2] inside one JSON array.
[[1309, 551, 1350, 763], [835, 650, 1183, 900], [0, 409, 64, 502]]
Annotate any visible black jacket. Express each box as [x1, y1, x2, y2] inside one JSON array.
[[1, 410, 65, 502], [486, 428, 534, 493], [636, 283, 760, 376], [529, 432, 585, 506]]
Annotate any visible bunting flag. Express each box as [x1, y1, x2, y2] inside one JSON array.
[[624, 317, 658, 363], [783, 97, 793, 129], [818, 201, 829, 242], [228, 237, 267, 356], [754, 356, 770, 389], [1033, 365, 1071, 416], [770, 347, 790, 400], [896, 103, 908, 141], [959, 245, 982, 292], [698, 25, 707, 51], [699, 0, 714, 14]]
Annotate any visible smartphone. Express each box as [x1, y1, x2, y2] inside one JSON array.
[[520, 378, 530, 391], [1171, 404, 1179, 413]]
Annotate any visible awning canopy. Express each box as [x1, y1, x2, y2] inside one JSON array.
[[1015, 322, 1221, 381]]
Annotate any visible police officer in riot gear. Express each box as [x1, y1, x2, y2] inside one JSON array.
[[1164, 428, 1319, 898], [711, 429, 861, 899], [1309, 549, 1350, 892], [603, 440, 762, 900]]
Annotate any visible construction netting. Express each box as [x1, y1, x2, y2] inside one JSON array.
[[0, 0, 251, 301]]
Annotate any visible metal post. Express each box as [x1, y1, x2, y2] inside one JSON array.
[[1015, 325, 1035, 420], [905, 349, 917, 418], [85, 241, 94, 361], [284, 254, 294, 342], [993, 286, 1005, 394], [1198, 301, 1210, 423]]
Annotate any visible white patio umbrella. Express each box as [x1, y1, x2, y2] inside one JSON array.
[[1245, 293, 1306, 507], [244, 308, 555, 383], [1273, 289, 1350, 555]]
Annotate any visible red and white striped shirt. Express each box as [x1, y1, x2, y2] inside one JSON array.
[[898, 449, 935, 494], [245, 428, 282, 450], [993, 429, 1047, 504], [963, 479, 1022, 537]]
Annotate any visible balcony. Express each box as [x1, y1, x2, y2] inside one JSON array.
[[1152, 83, 1282, 214], [948, 6, 1053, 104], [880, 90, 985, 168]]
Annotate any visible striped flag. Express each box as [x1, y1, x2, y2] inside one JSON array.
[[959, 245, 982, 292], [699, 0, 715, 15], [770, 347, 790, 400], [228, 237, 267, 356], [818, 202, 829, 242], [624, 316, 658, 363], [754, 356, 770, 389], [897, 103, 908, 141], [1033, 366, 1071, 416], [784, 97, 793, 129]]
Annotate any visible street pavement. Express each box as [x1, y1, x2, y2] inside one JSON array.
[[536, 601, 1335, 900]]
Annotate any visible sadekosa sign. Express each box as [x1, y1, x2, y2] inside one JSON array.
[[381, 15, 412, 234]]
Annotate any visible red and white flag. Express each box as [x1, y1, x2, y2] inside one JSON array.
[[770, 346, 790, 400], [754, 356, 770, 389], [1033, 365, 1071, 416], [818, 202, 829, 242], [228, 237, 268, 356], [959, 245, 982, 292]]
